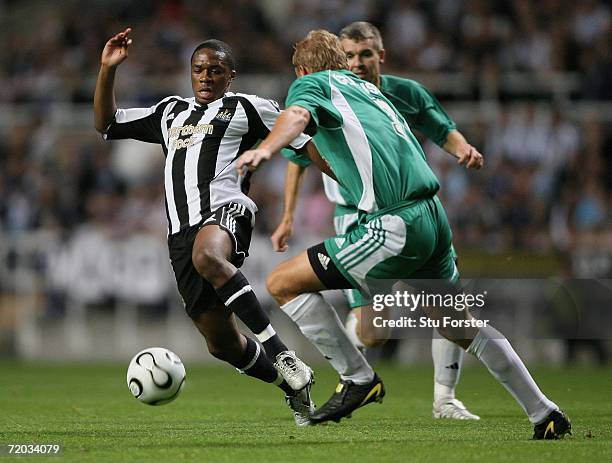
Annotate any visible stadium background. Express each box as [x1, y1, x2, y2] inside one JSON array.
[[0, 0, 610, 366]]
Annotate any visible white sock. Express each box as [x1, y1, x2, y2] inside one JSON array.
[[432, 328, 464, 403], [282, 293, 374, 384], [467, 325, 557, 423], [345, 310, 366, 350]]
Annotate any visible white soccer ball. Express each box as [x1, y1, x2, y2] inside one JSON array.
[[126, 347, 186, 405]]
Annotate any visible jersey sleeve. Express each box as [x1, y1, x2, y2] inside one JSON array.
[[285, 74, 342, 134], [104, 96, 177, 144], [281, 147, 312, 167], [410, 83, 456, 147], [239, 96, 310, 150]]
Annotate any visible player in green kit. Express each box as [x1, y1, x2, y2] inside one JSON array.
[[237, 30, 571, 438], [271, 22, 482, 420]]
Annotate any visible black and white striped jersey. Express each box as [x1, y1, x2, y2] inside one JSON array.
[[104, 92, 310, 235]]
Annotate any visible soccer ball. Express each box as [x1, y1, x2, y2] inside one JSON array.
[[126, 347, 186, 405]]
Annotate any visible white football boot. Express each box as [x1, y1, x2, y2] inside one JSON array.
[[285, 381, 316, 427], [433, 398, 480, 420], [275, 351, 313, 391]]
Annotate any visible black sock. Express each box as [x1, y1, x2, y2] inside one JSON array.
[[216, 271, 288, 360], [234, 337, 294, 395]]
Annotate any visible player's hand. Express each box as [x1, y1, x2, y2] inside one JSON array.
[[270, 218, 293, 252], [101, 28, 133, 68], [455, 144, 483, 169], [236, 148, 272, 175]]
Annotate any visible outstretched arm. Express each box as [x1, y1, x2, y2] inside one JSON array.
[[236, 105, 311, 173], [270, 162, 306, 252], [405, 82, 483, 169], [94, 28, 132, 133], [442, 129, 483, 169]]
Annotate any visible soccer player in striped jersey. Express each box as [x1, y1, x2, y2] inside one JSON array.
[[237, 30, 571, 438], [93, 28, 314, 425], [271, 21, 481, 421]]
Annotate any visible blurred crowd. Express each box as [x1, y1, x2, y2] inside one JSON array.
[[0, 0, 611, 287], [426, 104, 611, 254], [0, 0, 611, 103]]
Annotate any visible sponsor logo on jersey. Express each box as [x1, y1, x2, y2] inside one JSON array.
[[168, 124, 215, 150], [169, 124, 214, 139]]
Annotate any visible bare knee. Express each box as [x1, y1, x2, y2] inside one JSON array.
[[435, 324, 455, 341], [355, 307, 391, 348], [192, 246, 230, 285], [421, 305, 476, 349], [266, 269, 295, 306]]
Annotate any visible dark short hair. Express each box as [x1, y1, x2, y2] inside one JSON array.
[[191, 40, 236, 70], [338, 21, 384, 51]]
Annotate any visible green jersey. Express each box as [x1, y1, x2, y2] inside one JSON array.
[[284, 73, 455, 213], [380, 75, 456, 147], [285, 70, 439, 215]]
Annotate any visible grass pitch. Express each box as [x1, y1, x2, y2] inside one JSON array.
[[0, 361, 610, 462]]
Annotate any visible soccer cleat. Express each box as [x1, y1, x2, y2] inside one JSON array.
[[285, 380, 316, 427], [309, 373, 385, 424], [274, 351, 313, 391], [433, 398, 480, 420], [533, 409, 572, 440]]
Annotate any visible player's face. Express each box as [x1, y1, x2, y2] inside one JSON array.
[[341, 38, 384, 87], [191, 49, 236, 105]]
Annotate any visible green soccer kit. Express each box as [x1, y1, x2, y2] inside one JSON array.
[[283, 70, 457, 294]]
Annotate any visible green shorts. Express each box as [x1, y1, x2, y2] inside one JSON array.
[[332, 205, 367, 309], [309, 197, 458, 306]]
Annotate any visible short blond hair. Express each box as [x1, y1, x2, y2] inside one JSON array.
[[292, 30, 348, 73]]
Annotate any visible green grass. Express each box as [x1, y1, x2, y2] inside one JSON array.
[[0, 361, 610, 462]]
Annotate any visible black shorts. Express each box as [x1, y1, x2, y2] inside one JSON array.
[[168, 203, 254, 320]]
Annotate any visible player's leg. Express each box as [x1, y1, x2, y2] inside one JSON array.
[[169, 221, 314, 425], [266, 249, 384, 424], [347, 301, 478, 421], [420, 198, 569, 438], [193, 223, 289, 361], [296, 209, 450, 424], [344, 292, 389, 349], [267, 250, 376, 384], [431, 301, 570, 437], [192, 301, 315, 426], [428, 245, 478, 420], [332, 209, 388, 349], [191, 204, 311, 391], [431, 330, 480, 420], [191, 303, 290, 388], [348, 285, 478, 419], [343, 281, 477, 421], [169, 226, 298, 393]]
